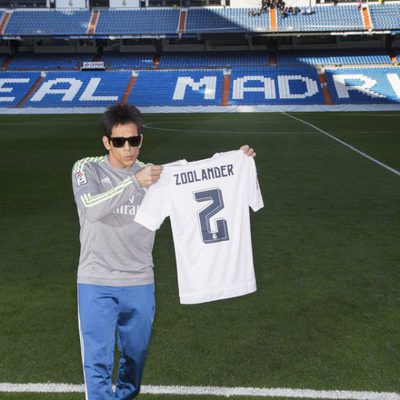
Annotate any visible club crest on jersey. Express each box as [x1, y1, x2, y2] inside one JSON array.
[[75, 171, 87, 187]]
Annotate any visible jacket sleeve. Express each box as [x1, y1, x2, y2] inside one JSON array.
[[72, 159, 144, 223]]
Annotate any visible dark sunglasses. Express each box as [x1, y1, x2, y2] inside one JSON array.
[[109, 135, 142, 148]]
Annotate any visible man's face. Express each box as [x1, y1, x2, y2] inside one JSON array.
[[102, 122, 142, 169]]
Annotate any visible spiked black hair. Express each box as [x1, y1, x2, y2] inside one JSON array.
[[101, 103, 144, 138]]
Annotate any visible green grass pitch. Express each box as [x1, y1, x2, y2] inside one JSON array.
[[0, 112, 399, 399]]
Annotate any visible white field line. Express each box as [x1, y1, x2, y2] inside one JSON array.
[[281, 112, 400, 177], [0, 383, 399, 399], [143, 123, 302, 135]]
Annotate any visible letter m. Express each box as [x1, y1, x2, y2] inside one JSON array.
[[173, 76, 216, 100]]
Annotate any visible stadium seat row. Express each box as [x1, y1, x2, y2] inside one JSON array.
[[1, 50, 395, 70], [1, 5, 400, 36], [1, 67, 399, 107]]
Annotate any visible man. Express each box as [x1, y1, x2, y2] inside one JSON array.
[[72, 104, 162, 400], [72, 103, 255, 400]]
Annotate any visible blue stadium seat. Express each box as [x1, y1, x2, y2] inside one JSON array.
[[229, 66, 324, 105], [186, 8, 269, 33], [1, 66, 399, 108], [159, 51, 269, 68], [128, 69, 224, 106], [394, 49, 400, 64], [5, 10, 91, 36], [3, 5, 400, 36], [96, 9, 179, 35], [24, 71, 131, 107], [324, 67, 400, 104], [369, 4, 400, 30], [8, 53, 94, 70], [277, 49, 391, 66], [0, 71, 39, 107], [0, 53, 8, 67], [277, 4, 363, 32], [101, 53, 154, 69]]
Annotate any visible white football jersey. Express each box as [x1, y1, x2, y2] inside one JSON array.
[[135, 150, 264, 304]]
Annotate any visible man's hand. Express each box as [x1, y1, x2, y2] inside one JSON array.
[[240, 145, 256, 158], [135, 165, 163, 188]]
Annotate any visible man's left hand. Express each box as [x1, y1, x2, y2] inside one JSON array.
[[240, 145, 256, 158]]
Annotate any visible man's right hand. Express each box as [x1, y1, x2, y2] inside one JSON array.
[[135, 165, 163, 188]]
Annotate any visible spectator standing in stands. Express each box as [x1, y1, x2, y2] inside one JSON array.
[[249, 0, 301, 16], [302, 6, 313, 15], [261, 0, 268, 12], [72, 103, 256, 400]]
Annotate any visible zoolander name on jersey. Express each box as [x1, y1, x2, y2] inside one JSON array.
[[174, 164, 234, 185]]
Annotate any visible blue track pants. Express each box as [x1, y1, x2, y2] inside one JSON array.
[[78, 283, 155, 400]]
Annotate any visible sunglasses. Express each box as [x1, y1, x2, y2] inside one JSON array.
[[109, 135, 142, 148]]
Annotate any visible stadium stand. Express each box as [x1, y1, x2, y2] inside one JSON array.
[[0, 11, 12, 36], [277, 4, 364, 32], [0, 53, 8, 67], [1, 2, 400, 110], [23, 71, 132, 107], [3, 50, 392, 72], [393, 49, 400, 64], [369, 3, 400, 30], [1, 5, 400, 37], [101, 53, 155, 69], [276, 49, 392, 66], [128, 69, 224, 106], [95, 9, 180, 35], [8, 53, 94, 70], [324, 67, 400, 104], [229, 66, 324, 105], [0, 71, 39, 107], [1, 66, 400, 108], [5, 10, 91, 36], [185, 8, 270, 34], [158, 51, 269, 68]]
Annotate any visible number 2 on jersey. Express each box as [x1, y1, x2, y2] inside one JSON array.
[[194, 188, 229, 244]]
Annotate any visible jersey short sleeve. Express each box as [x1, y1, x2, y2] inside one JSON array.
[[246, 156, 264, 212], [135, 150, 264, 305], [134, 169, 172, 231]]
